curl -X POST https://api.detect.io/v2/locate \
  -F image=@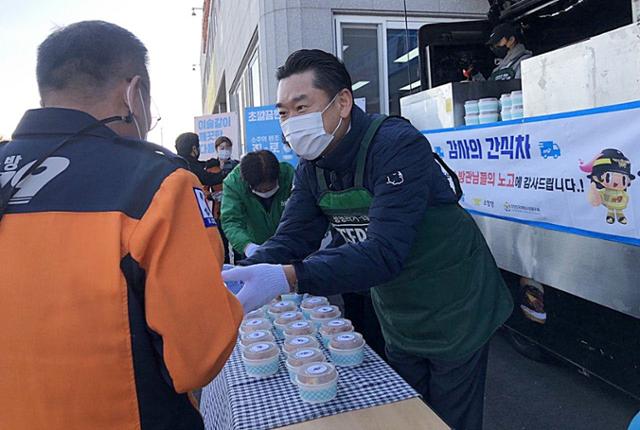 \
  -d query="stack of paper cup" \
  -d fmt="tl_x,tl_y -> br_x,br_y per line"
464,100 -> 479,125
239,330 -> 275,352
510,90 -> 524,119
478,98 -> 499,124
500,94 -> 512,121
